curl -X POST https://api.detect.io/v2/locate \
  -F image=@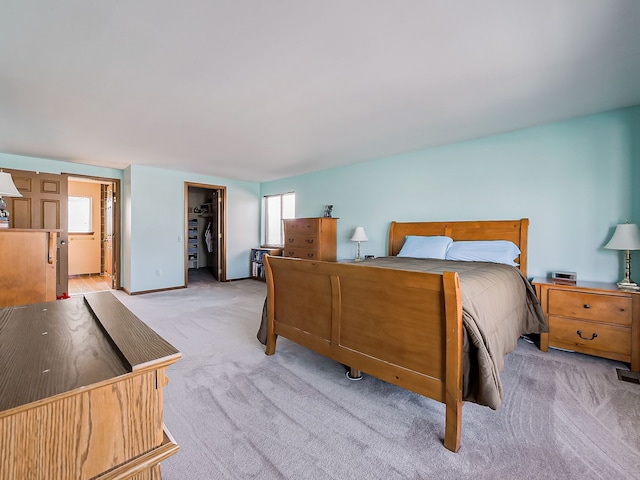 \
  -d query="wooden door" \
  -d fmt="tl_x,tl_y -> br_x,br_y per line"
208,187 -> 226,282
210,190 -> 220,281
5,169 -> 69,297
216,187 -> 226,282
104,183 -> 114,283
